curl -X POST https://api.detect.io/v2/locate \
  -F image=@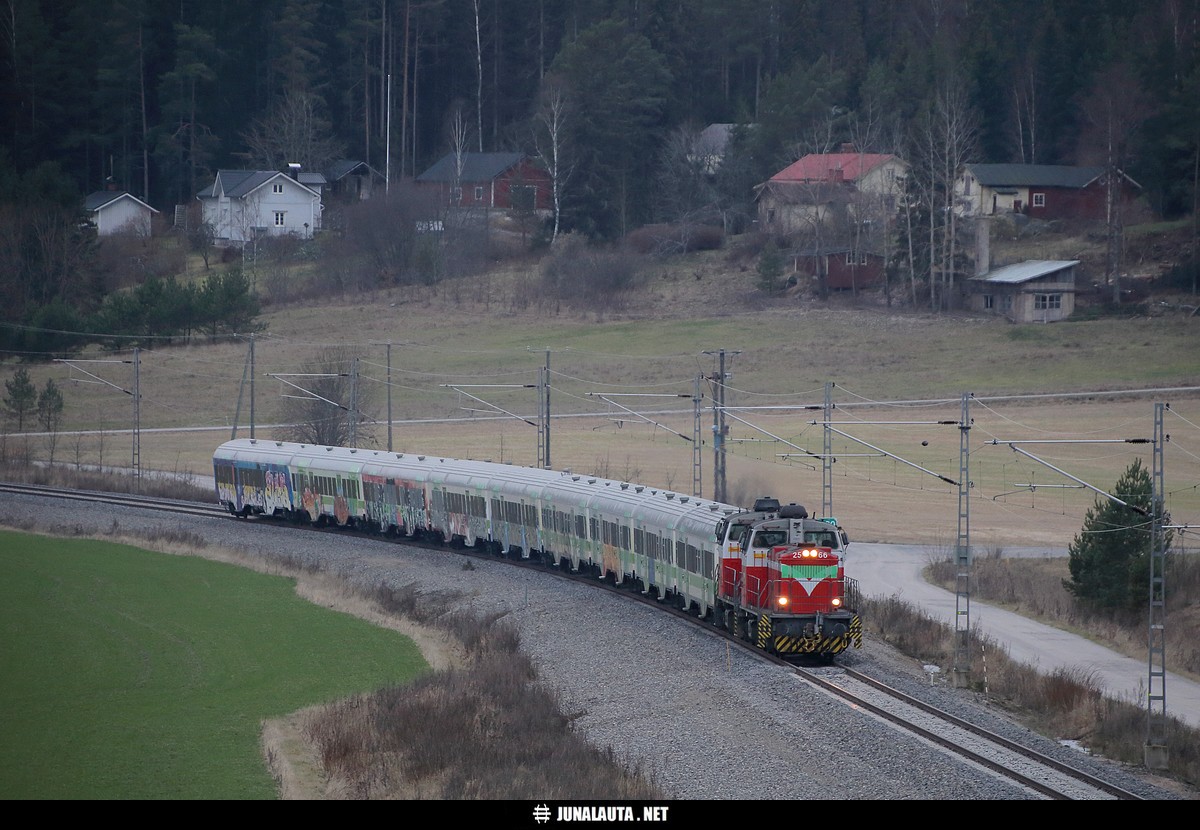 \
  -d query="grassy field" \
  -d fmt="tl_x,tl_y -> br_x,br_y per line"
0,529 -> 429,799
3,242 -> 1199,548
